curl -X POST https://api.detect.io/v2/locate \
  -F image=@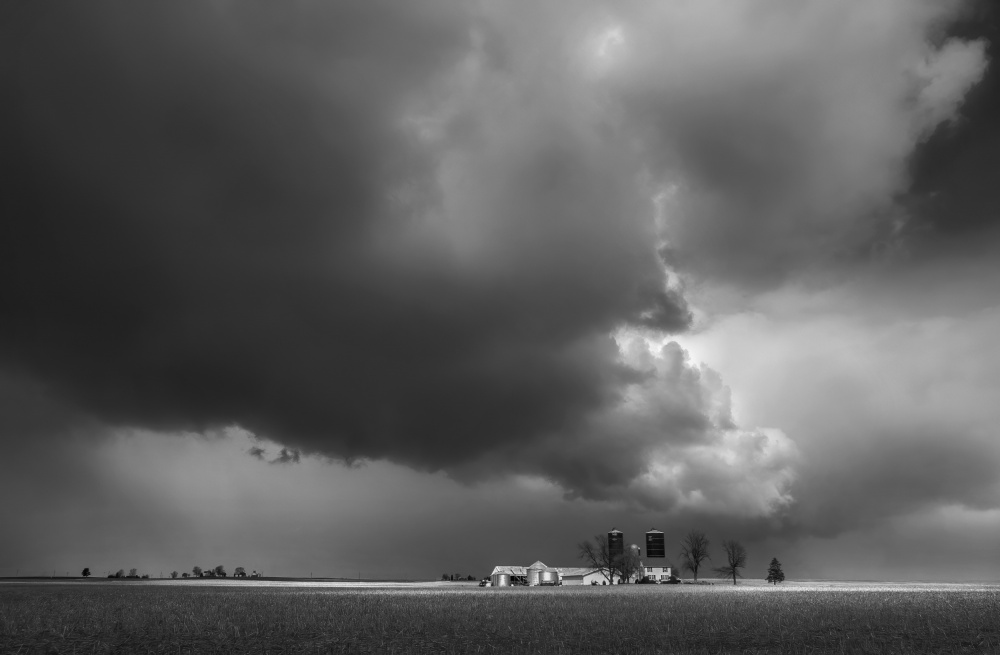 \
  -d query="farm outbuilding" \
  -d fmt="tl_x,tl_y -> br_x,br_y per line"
489,562 -> 604,586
